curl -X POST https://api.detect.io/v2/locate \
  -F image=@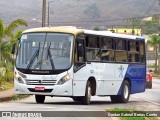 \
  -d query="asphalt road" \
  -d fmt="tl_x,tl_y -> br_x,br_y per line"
132,78 -> 160,105
0,78 -> 160,120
